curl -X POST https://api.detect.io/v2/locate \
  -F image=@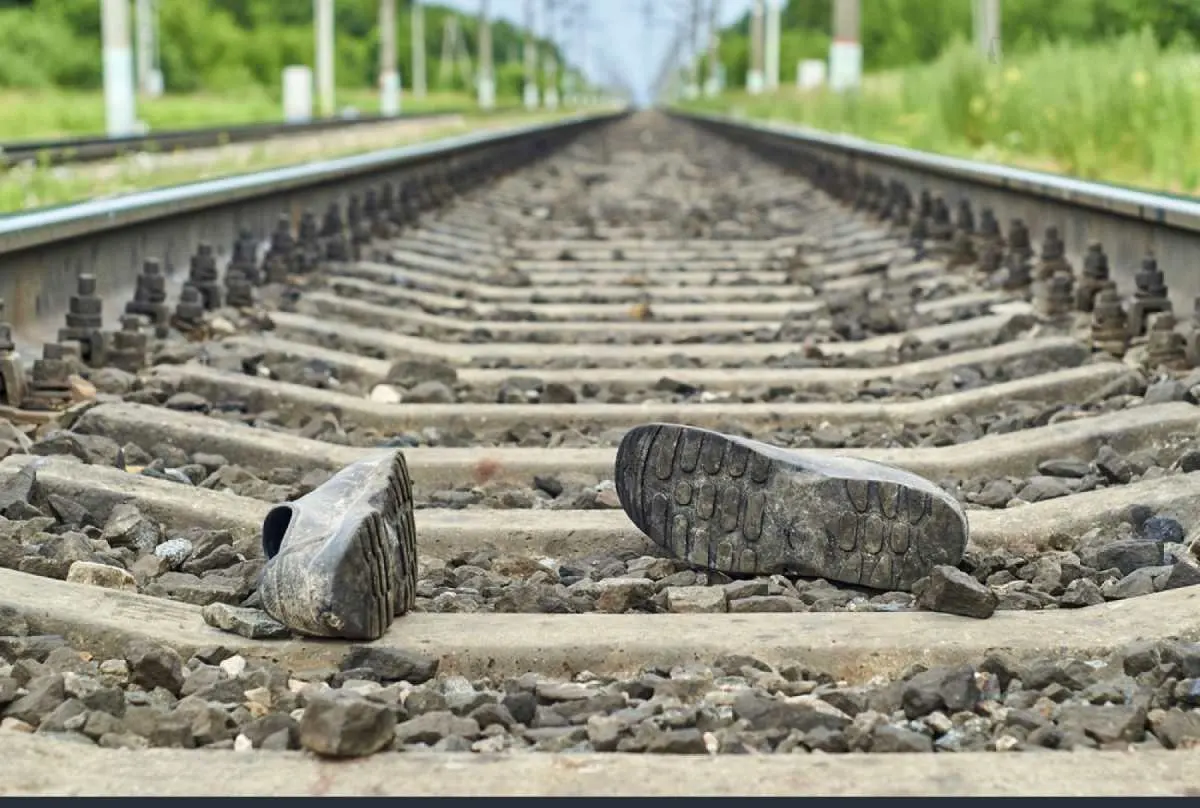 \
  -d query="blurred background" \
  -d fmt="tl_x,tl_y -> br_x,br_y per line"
0,0 -> 589,137
674,0 -> 1200,195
